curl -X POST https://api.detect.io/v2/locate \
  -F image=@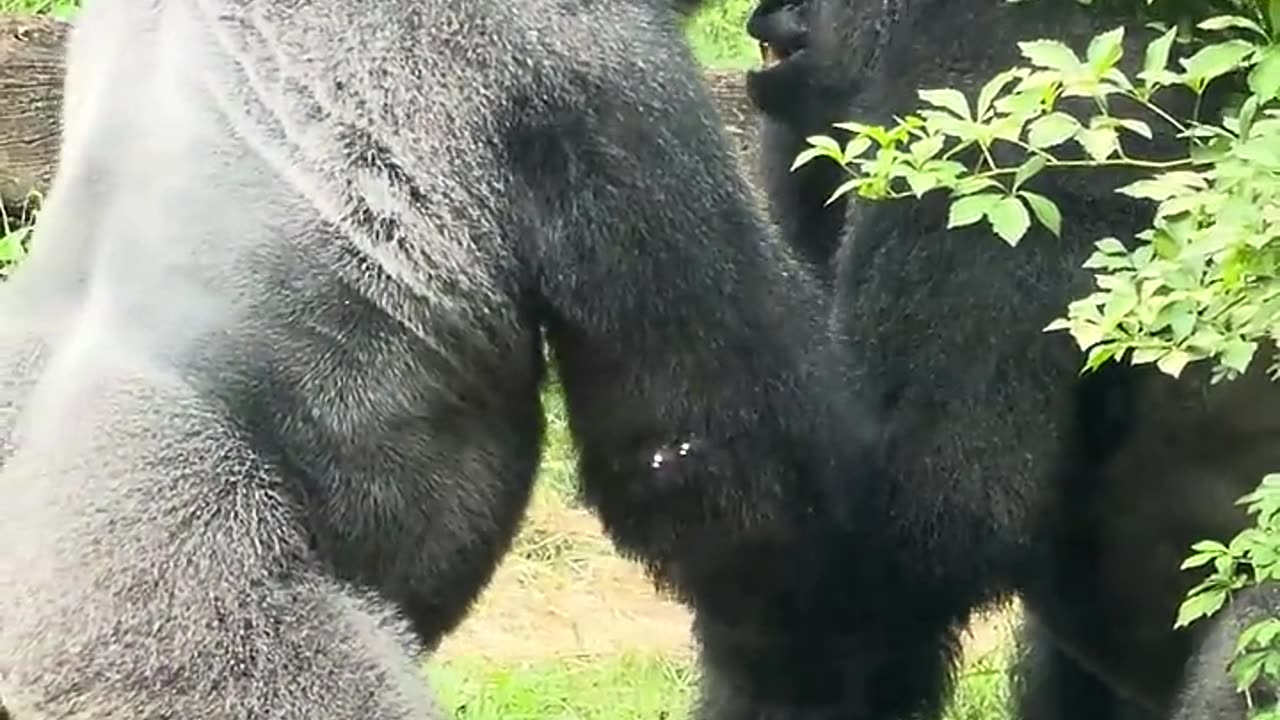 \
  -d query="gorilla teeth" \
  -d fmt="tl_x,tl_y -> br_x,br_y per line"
759,42 -> 786,68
